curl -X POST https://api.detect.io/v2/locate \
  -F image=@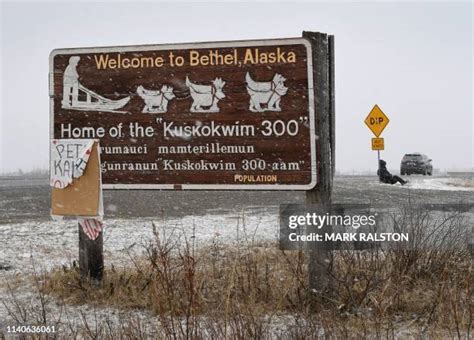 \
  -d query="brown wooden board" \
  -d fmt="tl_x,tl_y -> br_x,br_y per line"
49,38 -> 316,190
51,141 -> 101,216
